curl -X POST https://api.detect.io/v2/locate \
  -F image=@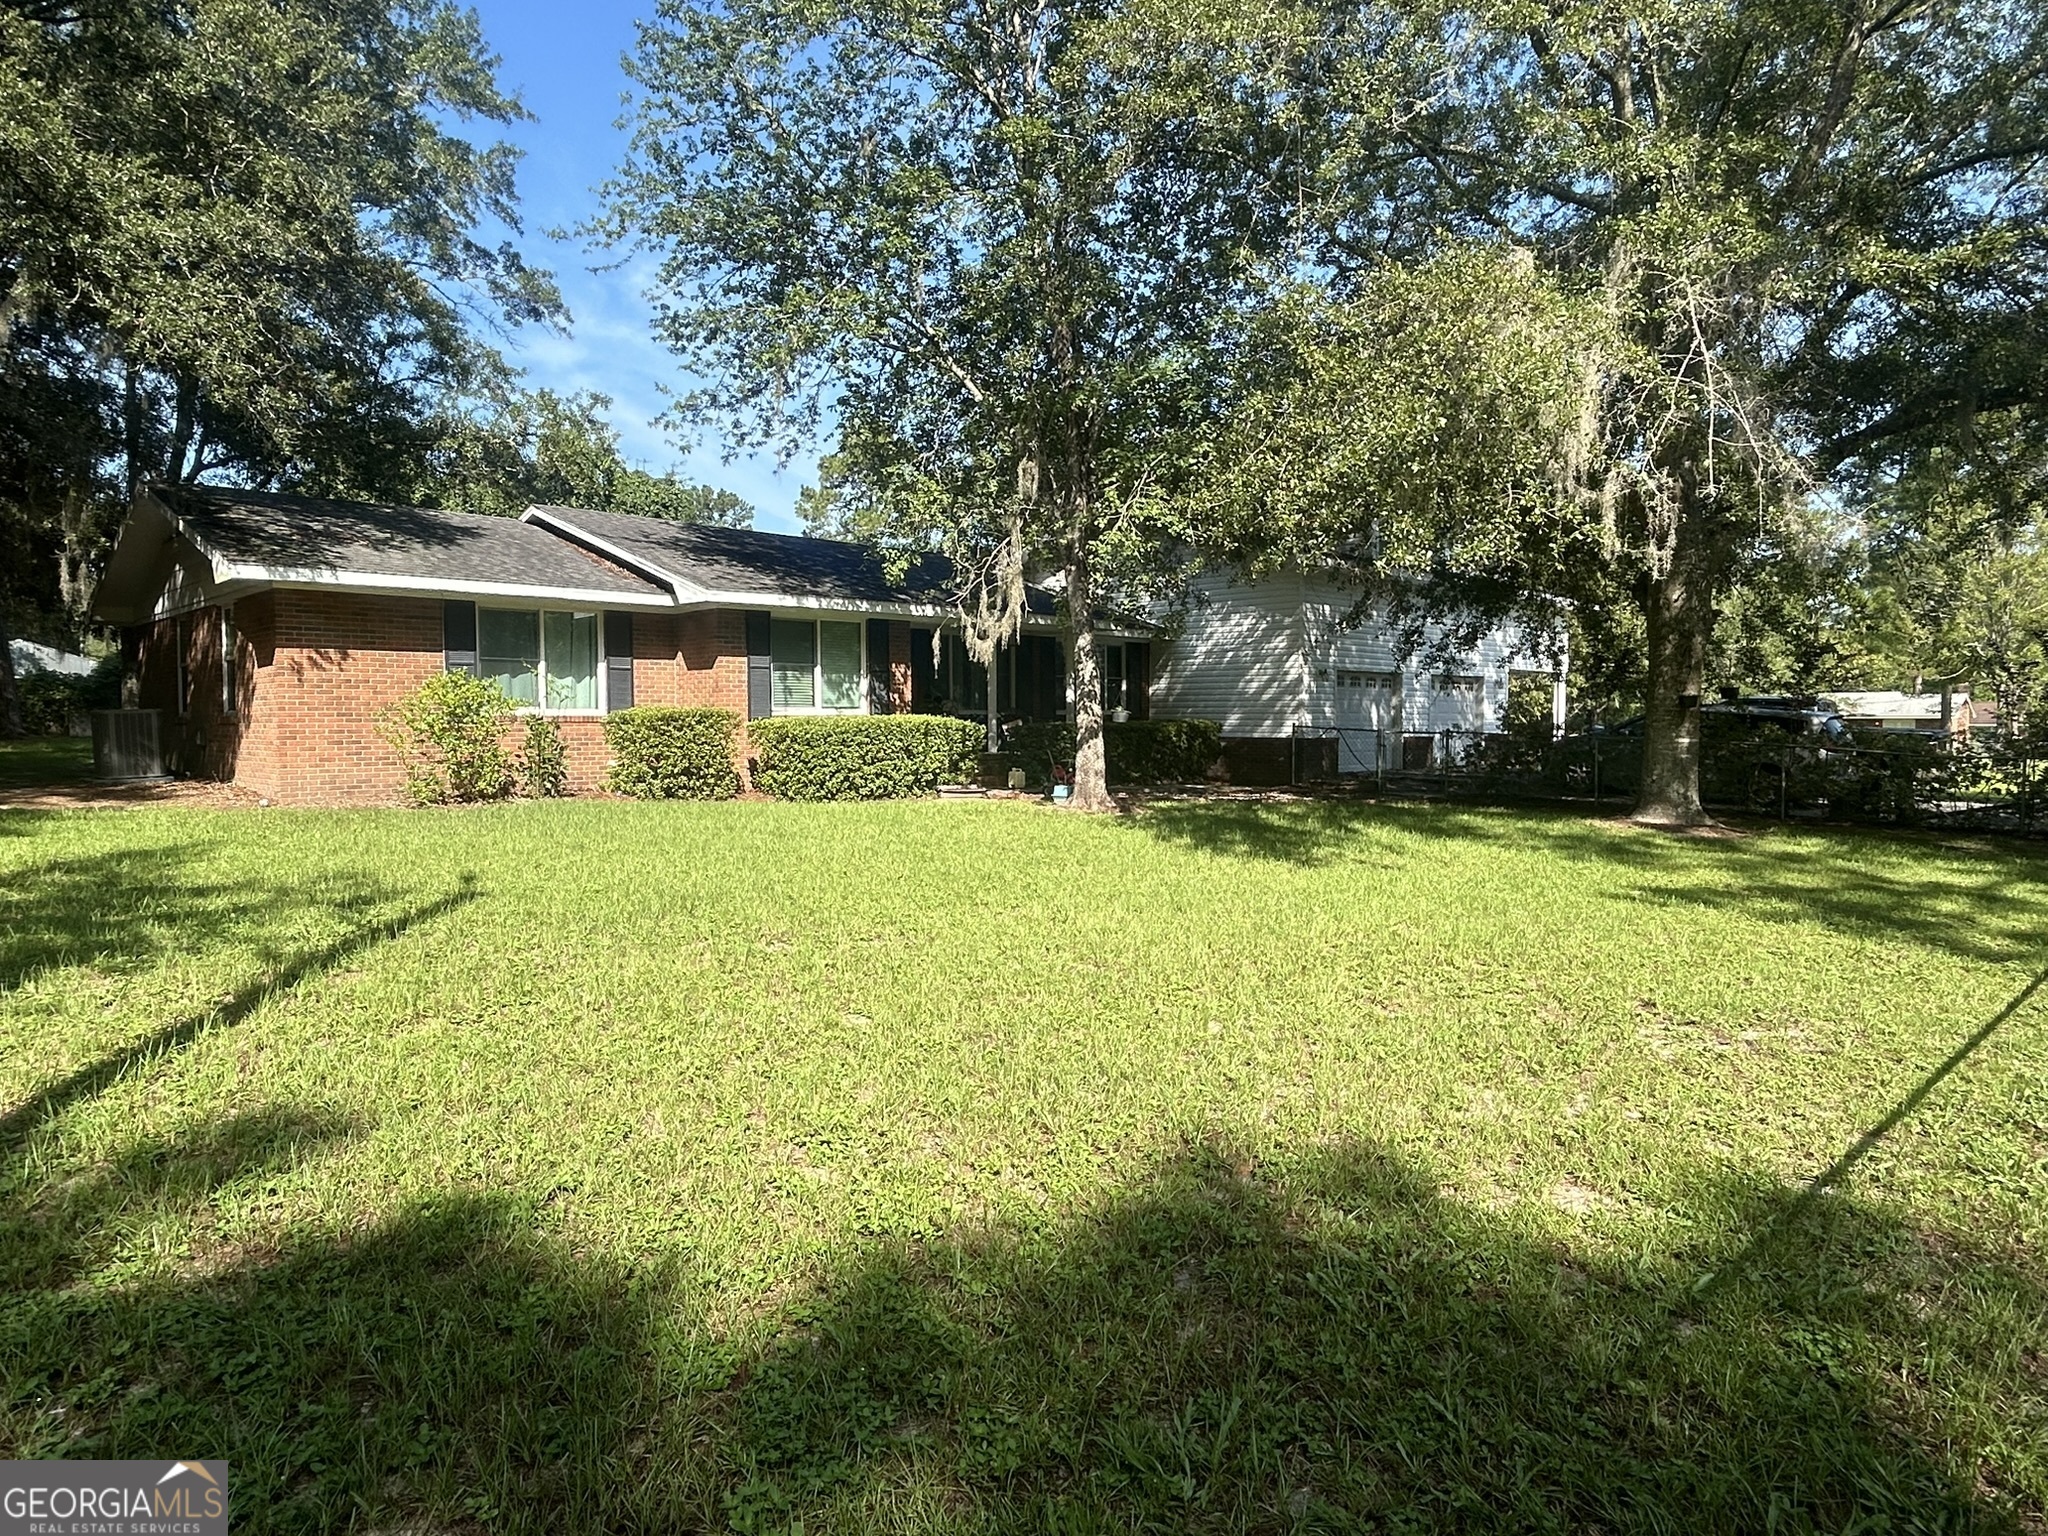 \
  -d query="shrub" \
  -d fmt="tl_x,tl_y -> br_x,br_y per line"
603,707 -> 741,799
520,714 -> 568,798
17,654 -> 122,734
749,715 -> 984,800
1108,718 -> 1223,784
997,717 -> 1222,786
378,671 -> 516,805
